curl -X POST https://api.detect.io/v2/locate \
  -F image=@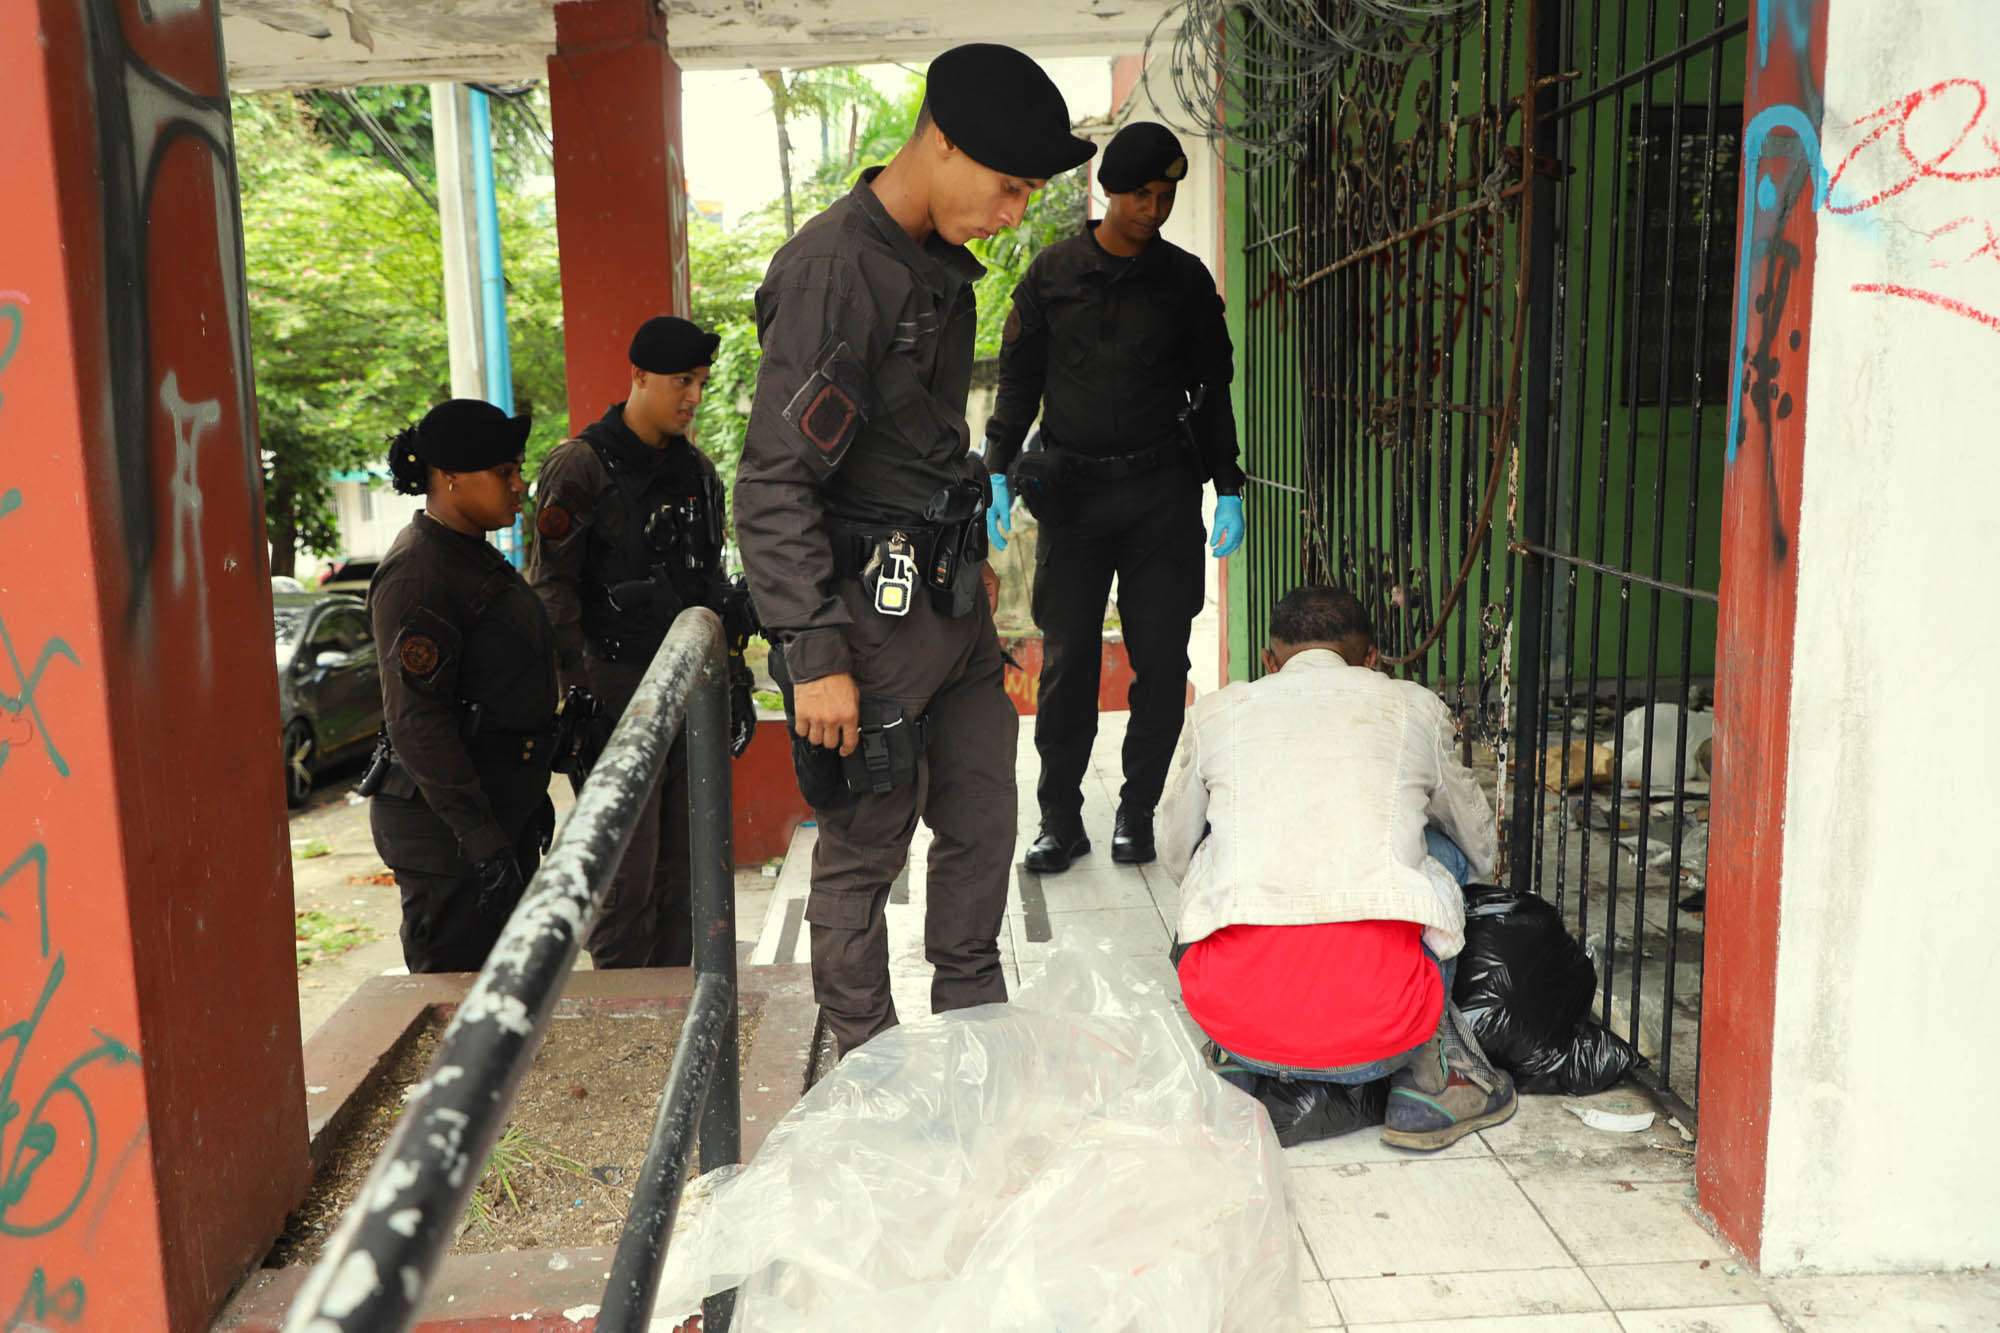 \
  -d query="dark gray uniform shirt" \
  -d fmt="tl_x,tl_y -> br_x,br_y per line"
369,513 -> 559,862
985,222 -> 1244,493
733,167 -> 987,685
